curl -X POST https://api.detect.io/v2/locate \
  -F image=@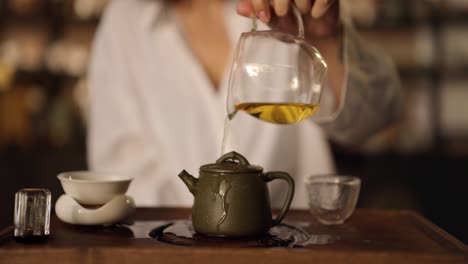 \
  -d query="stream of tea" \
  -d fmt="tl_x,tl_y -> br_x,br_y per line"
220,116 -> 231,156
